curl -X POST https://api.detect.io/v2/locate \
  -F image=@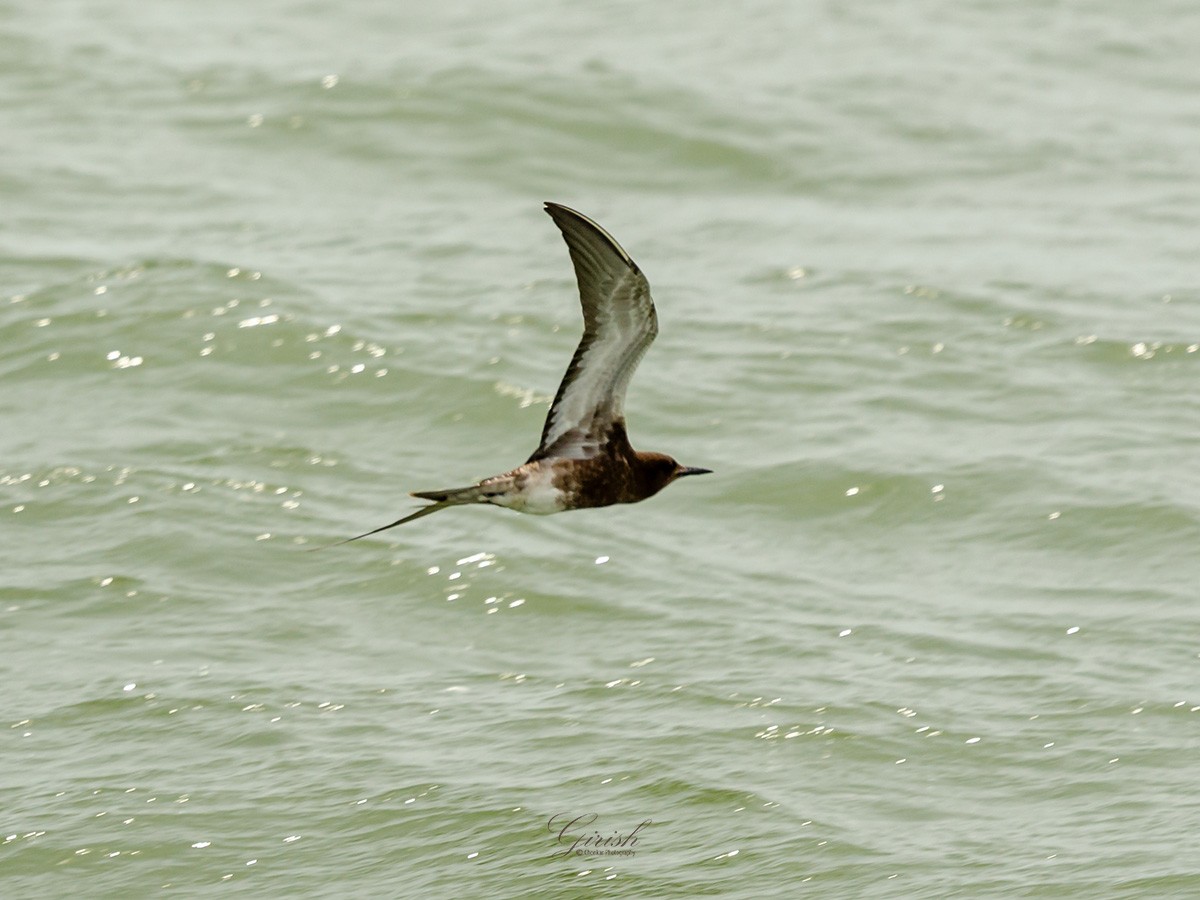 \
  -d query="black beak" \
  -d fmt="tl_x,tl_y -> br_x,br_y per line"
676,466 -> 713,478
